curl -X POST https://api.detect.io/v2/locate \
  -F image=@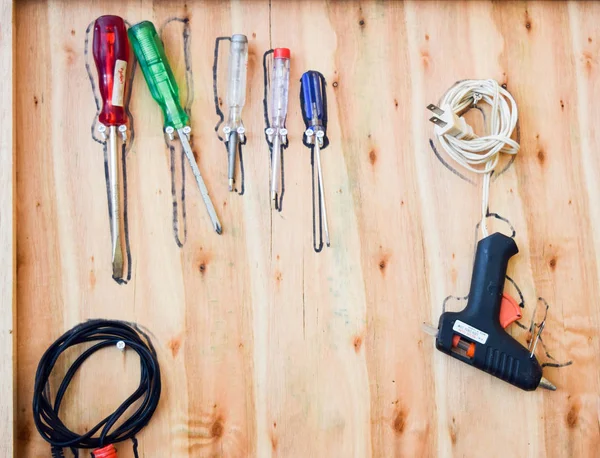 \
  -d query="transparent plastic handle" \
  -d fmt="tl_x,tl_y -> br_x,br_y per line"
270,50 -> 290,129
226,35 -> 248,120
